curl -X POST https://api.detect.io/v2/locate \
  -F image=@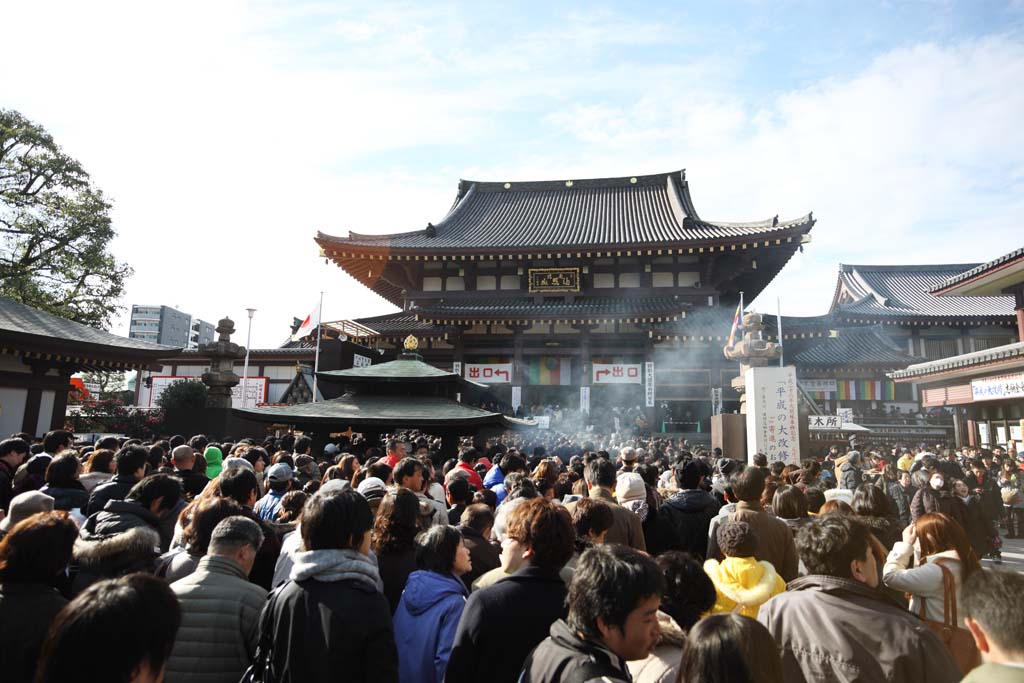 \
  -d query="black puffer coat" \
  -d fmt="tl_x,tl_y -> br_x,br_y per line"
657,489 -> 721,560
